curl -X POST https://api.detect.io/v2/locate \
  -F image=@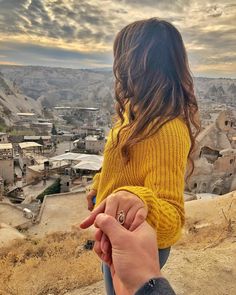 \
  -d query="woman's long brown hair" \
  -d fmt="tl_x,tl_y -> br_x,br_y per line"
113,18 -> 201,176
